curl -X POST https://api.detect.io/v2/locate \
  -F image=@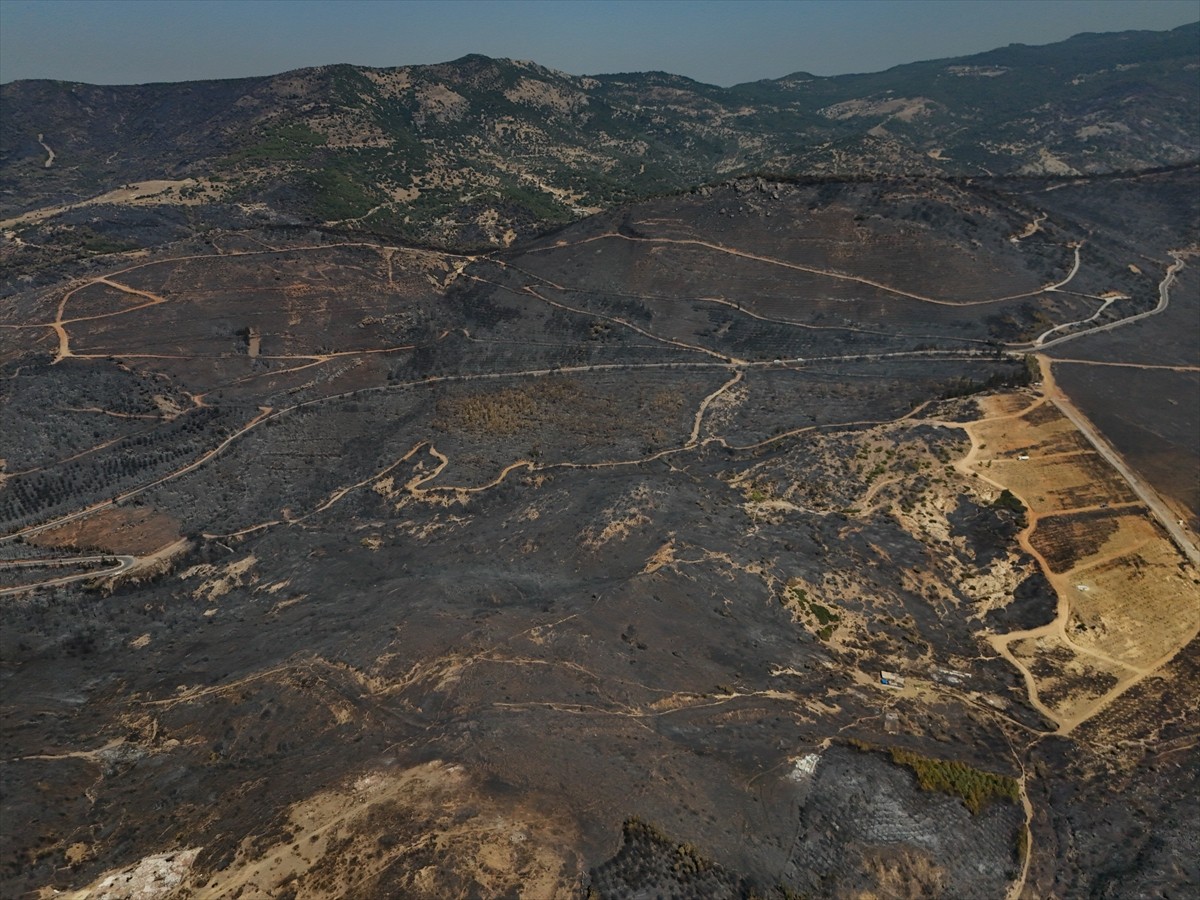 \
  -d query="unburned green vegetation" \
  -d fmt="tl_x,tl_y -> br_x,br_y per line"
434,381 -> 568,436
433,378 -> 689,447
232,123 -> 327,162
850,740 -> 1019,814
782,583 -> 841,642
991,488 -> 1027,526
